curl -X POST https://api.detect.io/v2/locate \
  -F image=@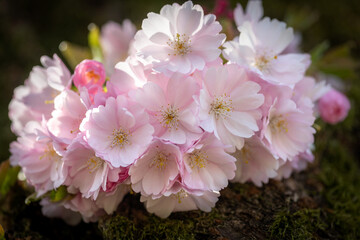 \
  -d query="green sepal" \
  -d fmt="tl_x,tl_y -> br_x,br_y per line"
25,192 -> 42,205
49,185 -> 68,203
